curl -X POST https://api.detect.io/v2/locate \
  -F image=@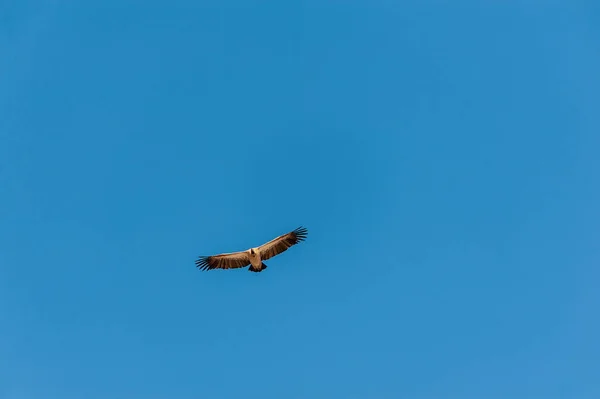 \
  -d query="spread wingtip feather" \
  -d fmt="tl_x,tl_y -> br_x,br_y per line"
292,226 -> 308,242
195,256 -> 213,271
